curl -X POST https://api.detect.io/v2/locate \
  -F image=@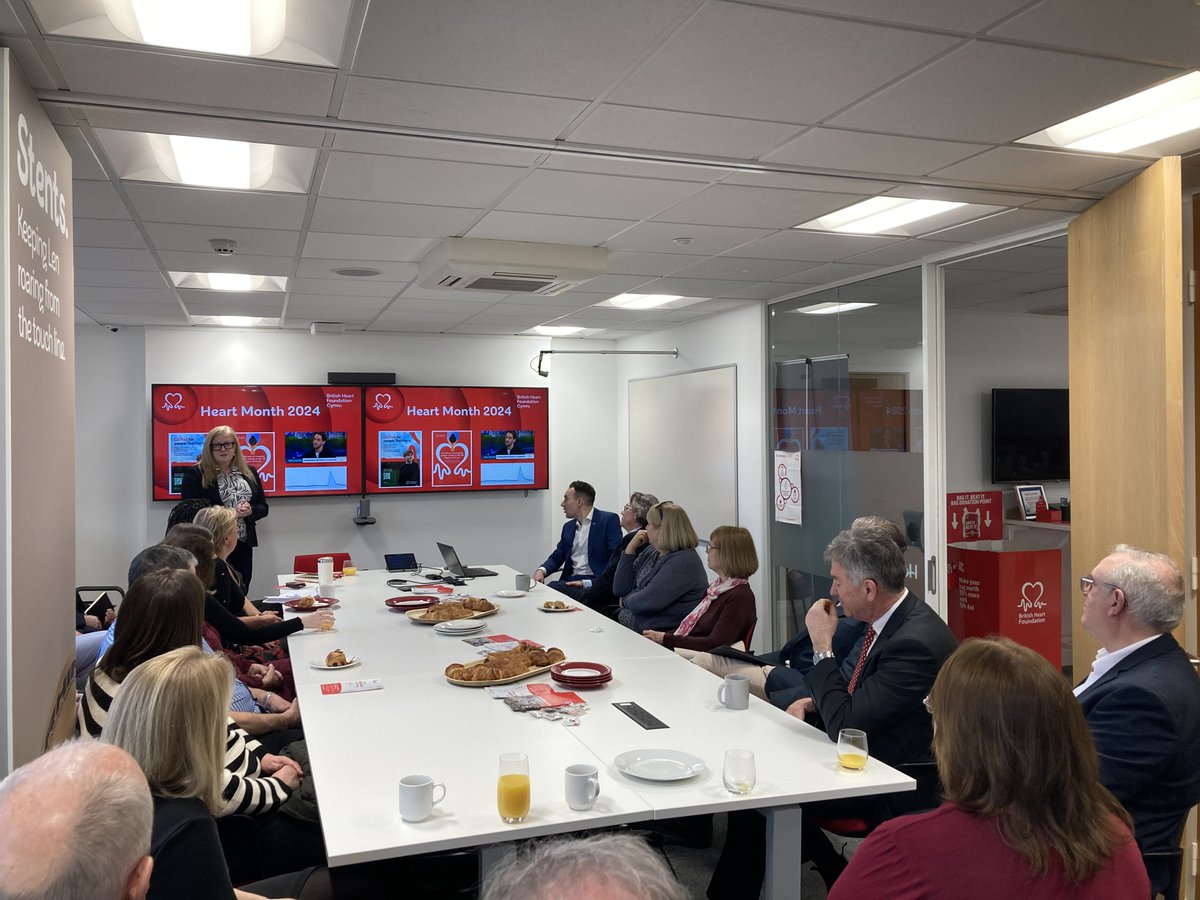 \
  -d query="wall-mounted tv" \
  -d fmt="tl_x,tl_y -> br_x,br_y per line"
991,388 -> 1069,483
151,384 -> 364,499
